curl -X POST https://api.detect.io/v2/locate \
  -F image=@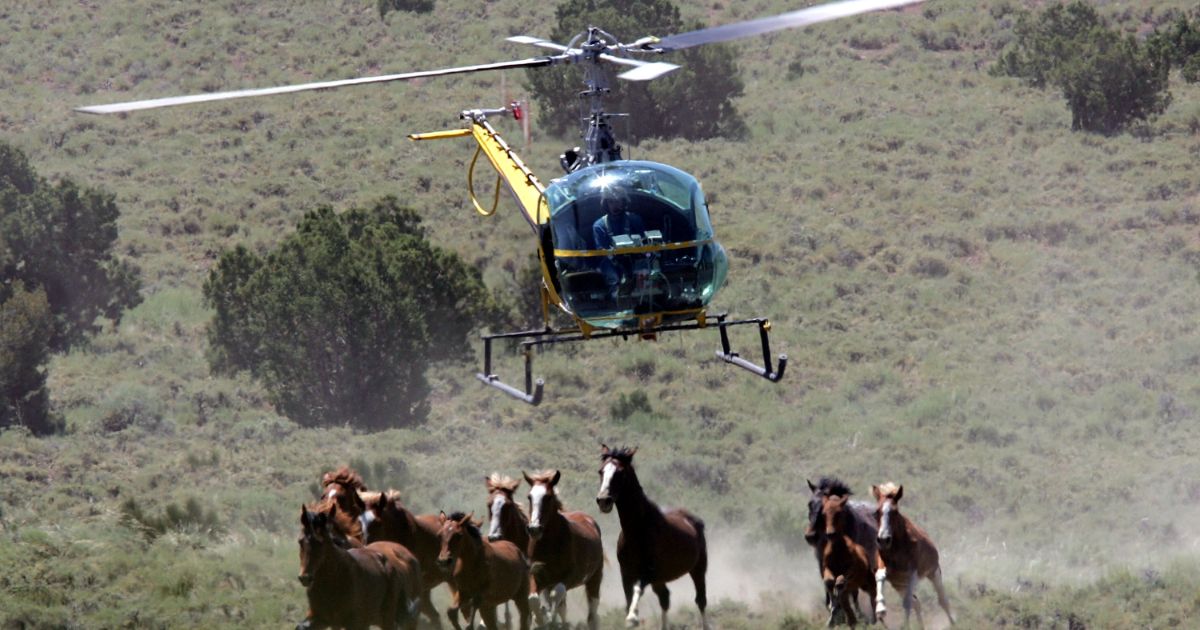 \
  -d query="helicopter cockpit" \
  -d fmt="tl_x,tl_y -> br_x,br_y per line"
544,160 -> 728,328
